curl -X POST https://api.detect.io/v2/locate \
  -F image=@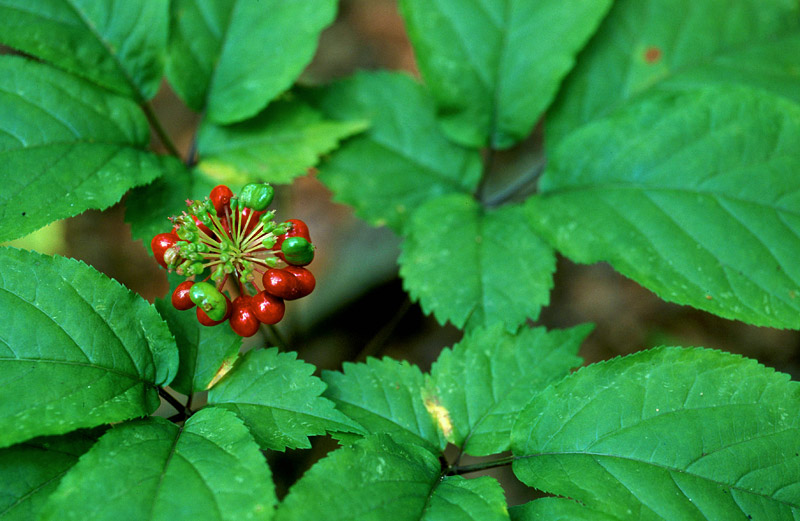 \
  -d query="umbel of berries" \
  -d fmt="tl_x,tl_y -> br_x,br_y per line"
151,182 -> 317,337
